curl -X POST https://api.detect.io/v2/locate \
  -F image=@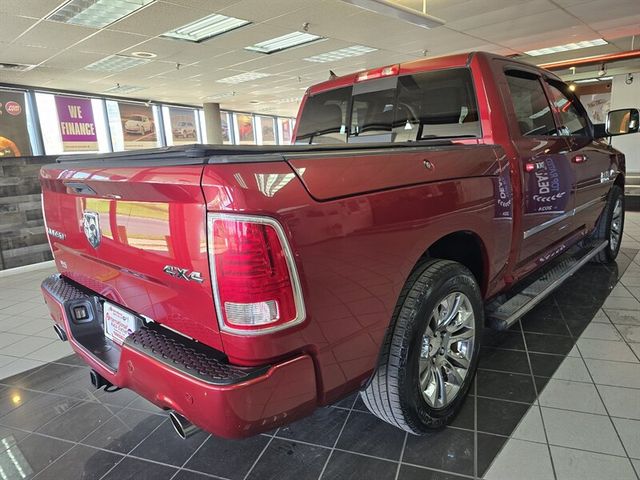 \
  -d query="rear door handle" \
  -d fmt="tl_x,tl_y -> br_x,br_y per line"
572,154 -> 588,163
